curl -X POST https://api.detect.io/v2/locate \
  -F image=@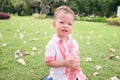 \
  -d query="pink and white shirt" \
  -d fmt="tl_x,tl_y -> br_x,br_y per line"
45,34 -> 86,80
